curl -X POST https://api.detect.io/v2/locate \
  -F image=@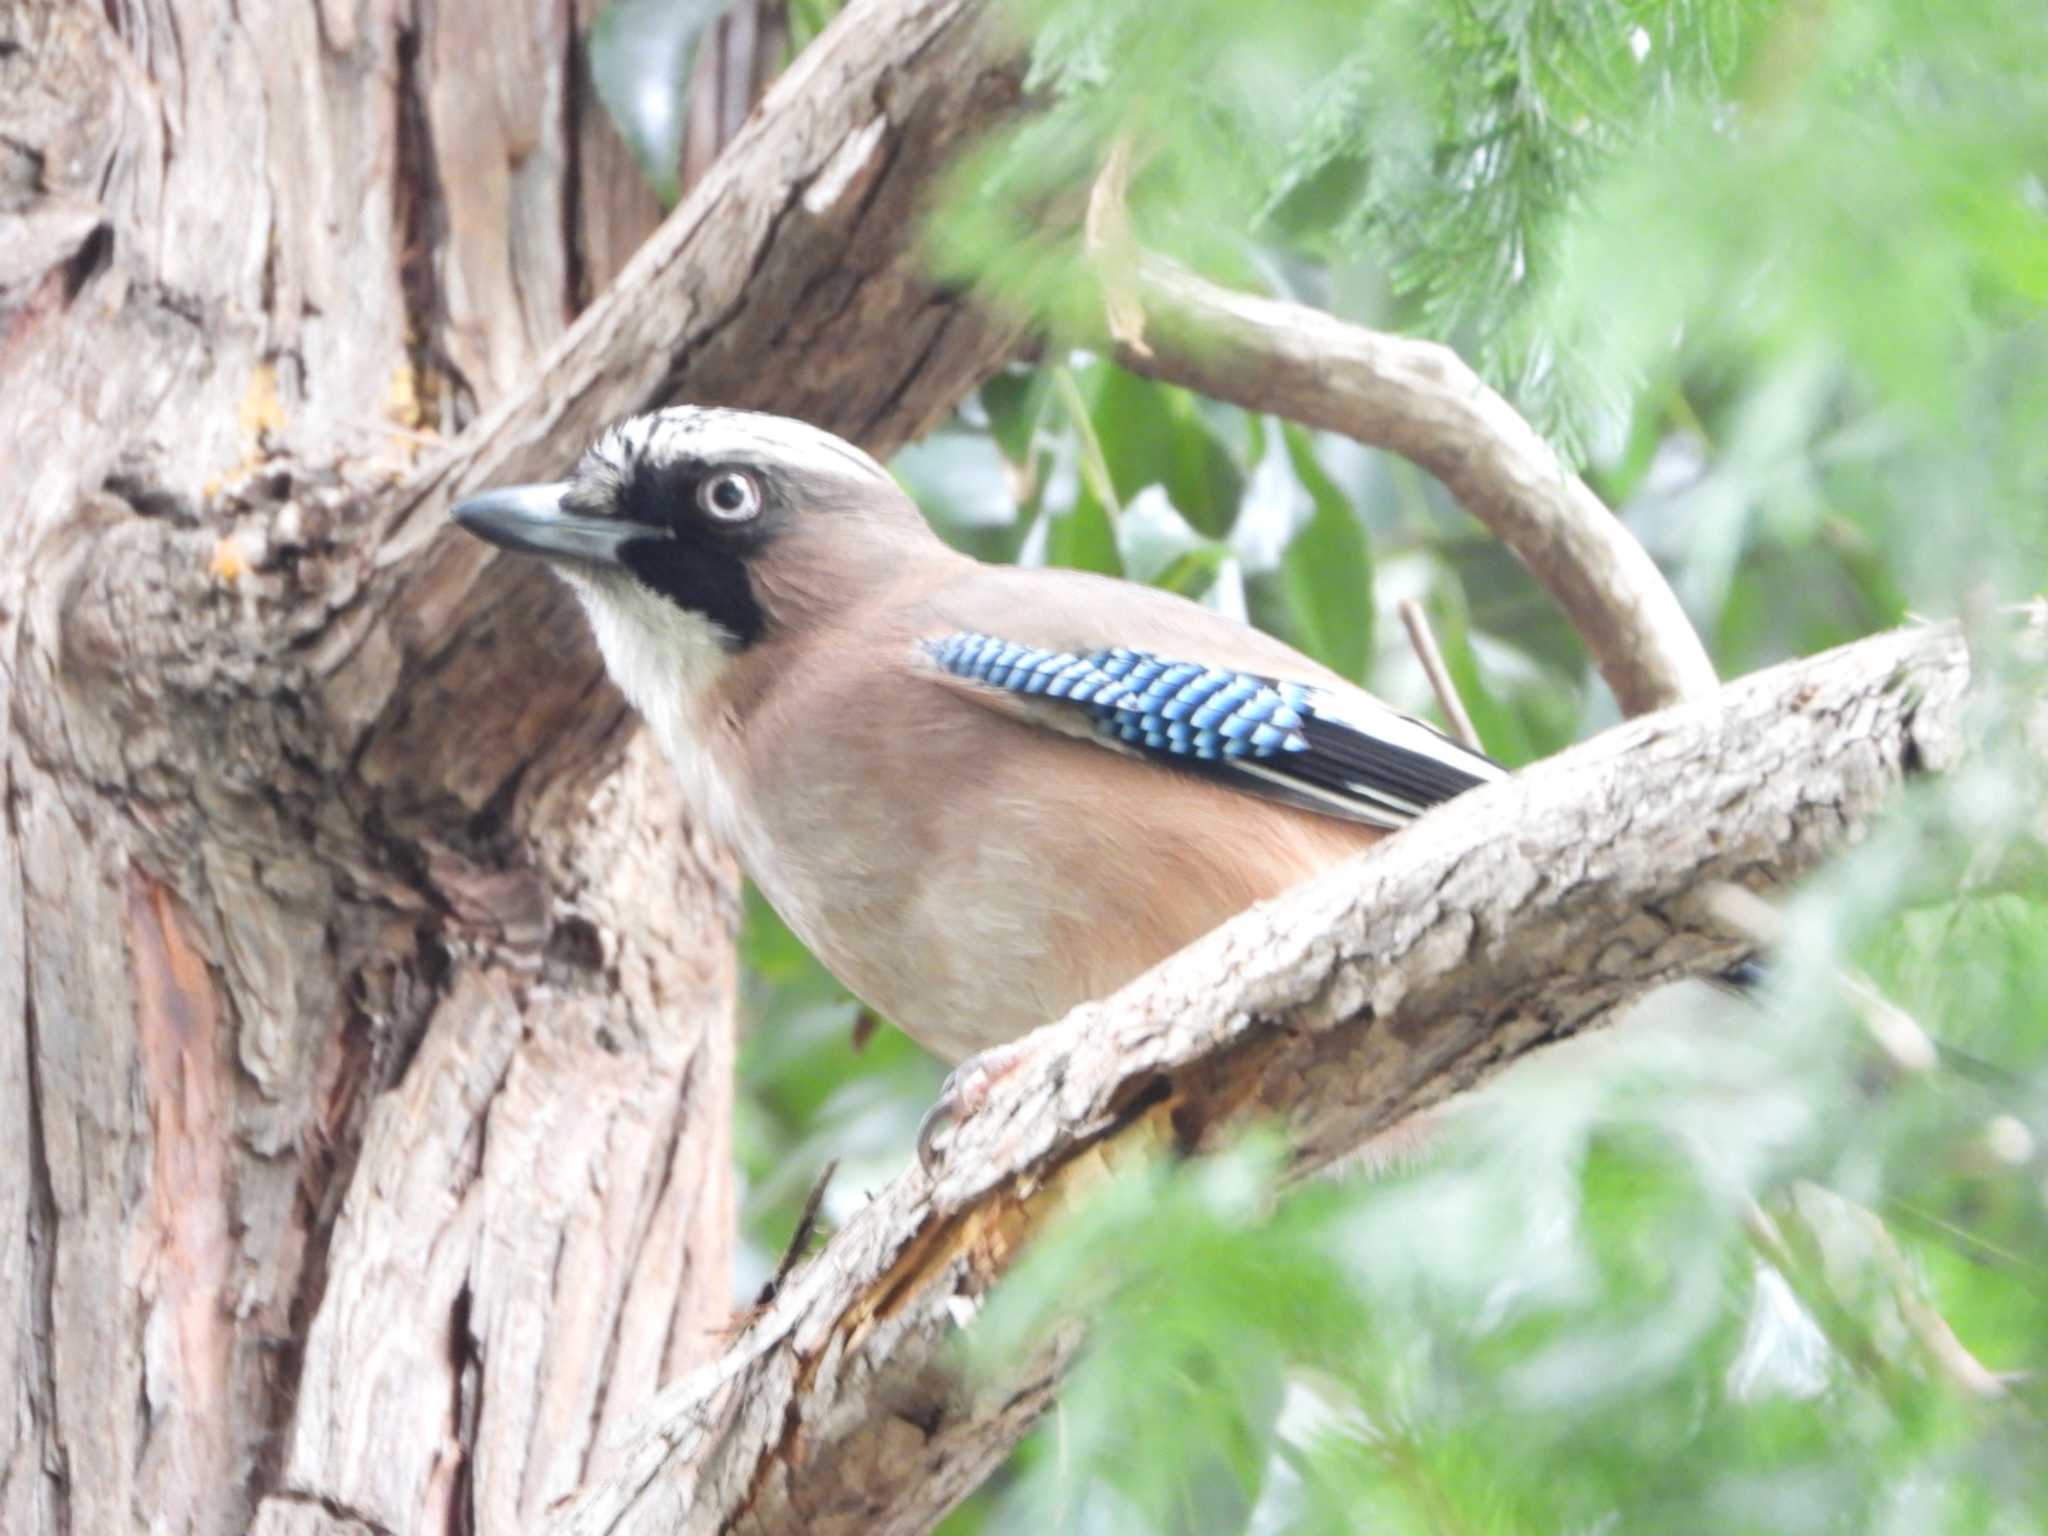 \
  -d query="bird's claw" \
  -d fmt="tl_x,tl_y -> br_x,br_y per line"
916,1041 -> 1032,1175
